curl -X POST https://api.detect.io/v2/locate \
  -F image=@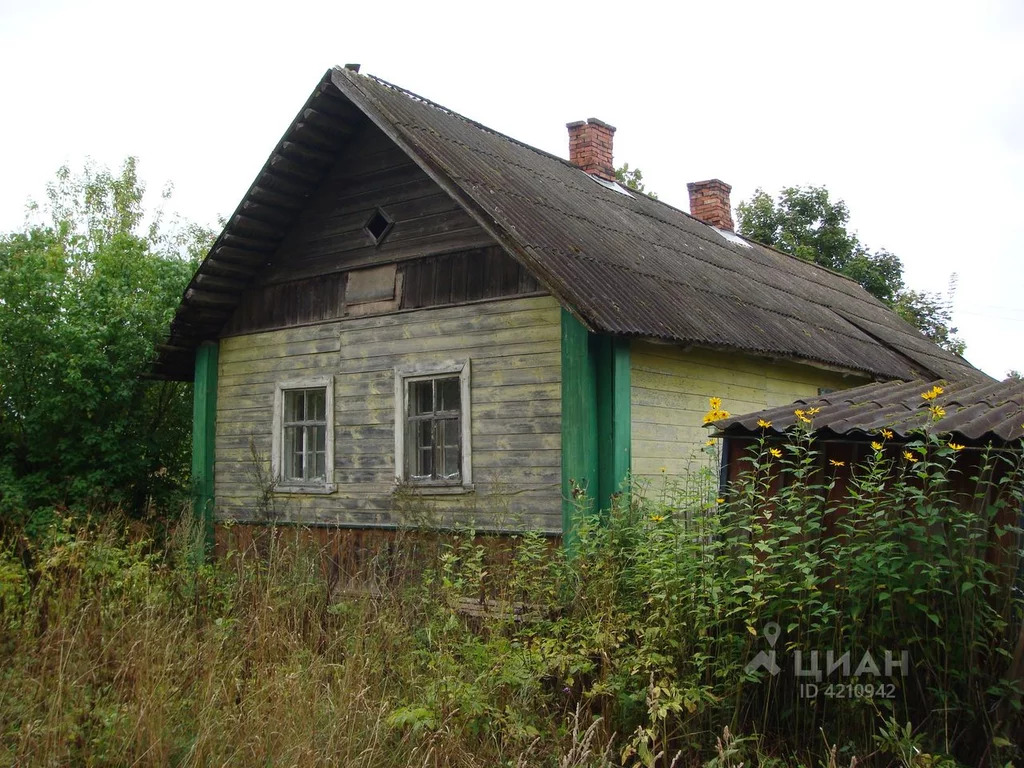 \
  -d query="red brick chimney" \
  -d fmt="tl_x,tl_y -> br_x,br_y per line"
687,179 -> 734,231
567,118 -> 616,181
